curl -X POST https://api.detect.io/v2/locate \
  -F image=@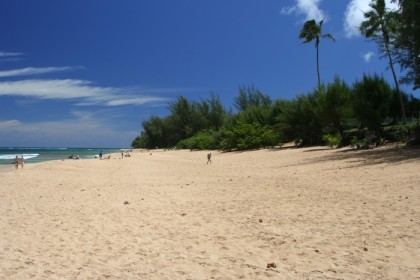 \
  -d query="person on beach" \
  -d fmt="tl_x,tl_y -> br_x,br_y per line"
207,153 -> 212,164
15,156 -> 24,169
99,150 -> 103,160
